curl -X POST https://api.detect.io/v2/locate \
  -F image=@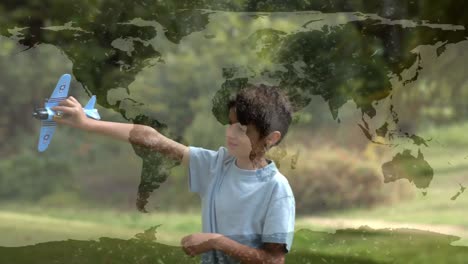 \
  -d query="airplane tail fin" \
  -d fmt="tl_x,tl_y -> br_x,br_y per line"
84,95 -> 97,110
84,95 -> 101,120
